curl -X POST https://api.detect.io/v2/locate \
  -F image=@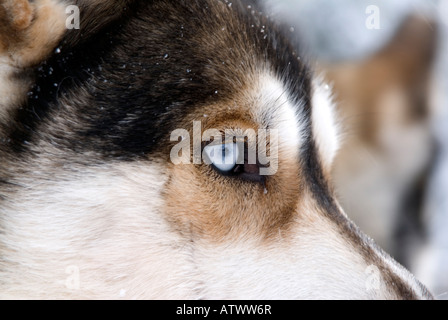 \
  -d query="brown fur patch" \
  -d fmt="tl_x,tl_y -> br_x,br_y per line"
0,0 -> 66,68
2,0 -> 33,30
163,98 -> 303,242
